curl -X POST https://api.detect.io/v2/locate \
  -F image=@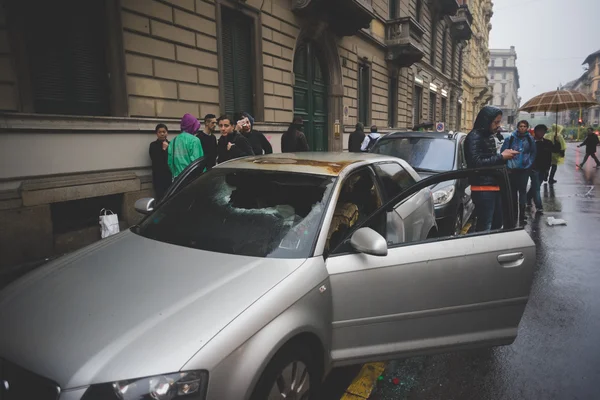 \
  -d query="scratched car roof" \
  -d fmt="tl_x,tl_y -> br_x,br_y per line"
215,152 -> 400,176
